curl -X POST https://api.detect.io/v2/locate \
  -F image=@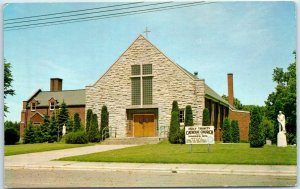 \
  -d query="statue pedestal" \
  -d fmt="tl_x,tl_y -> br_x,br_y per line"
277,131 -> 287,147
